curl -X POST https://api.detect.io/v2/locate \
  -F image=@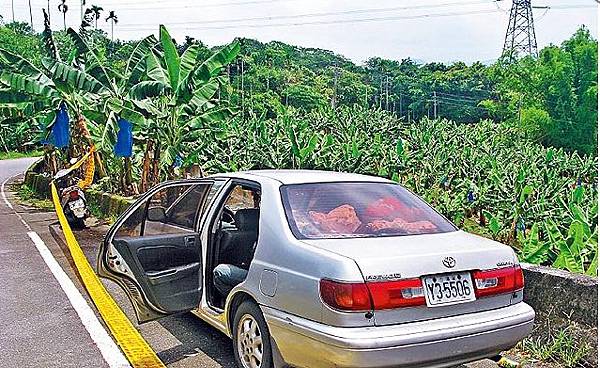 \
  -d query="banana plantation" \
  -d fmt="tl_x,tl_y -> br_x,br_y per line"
0,15 -> 597,275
